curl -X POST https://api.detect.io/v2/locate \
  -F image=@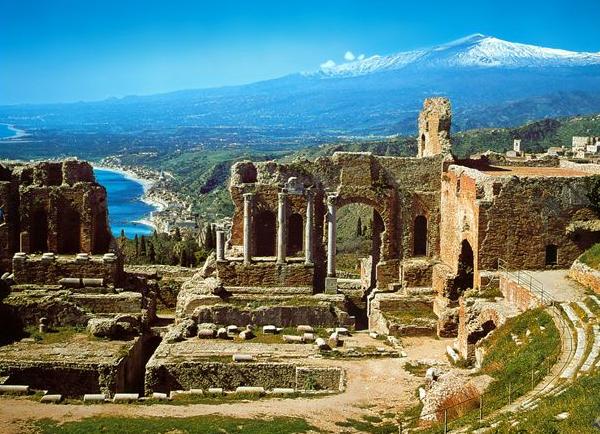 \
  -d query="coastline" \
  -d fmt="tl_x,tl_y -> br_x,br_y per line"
93,165 -> 165,233
93,164 -> 167,212
0,123 -> 28,140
